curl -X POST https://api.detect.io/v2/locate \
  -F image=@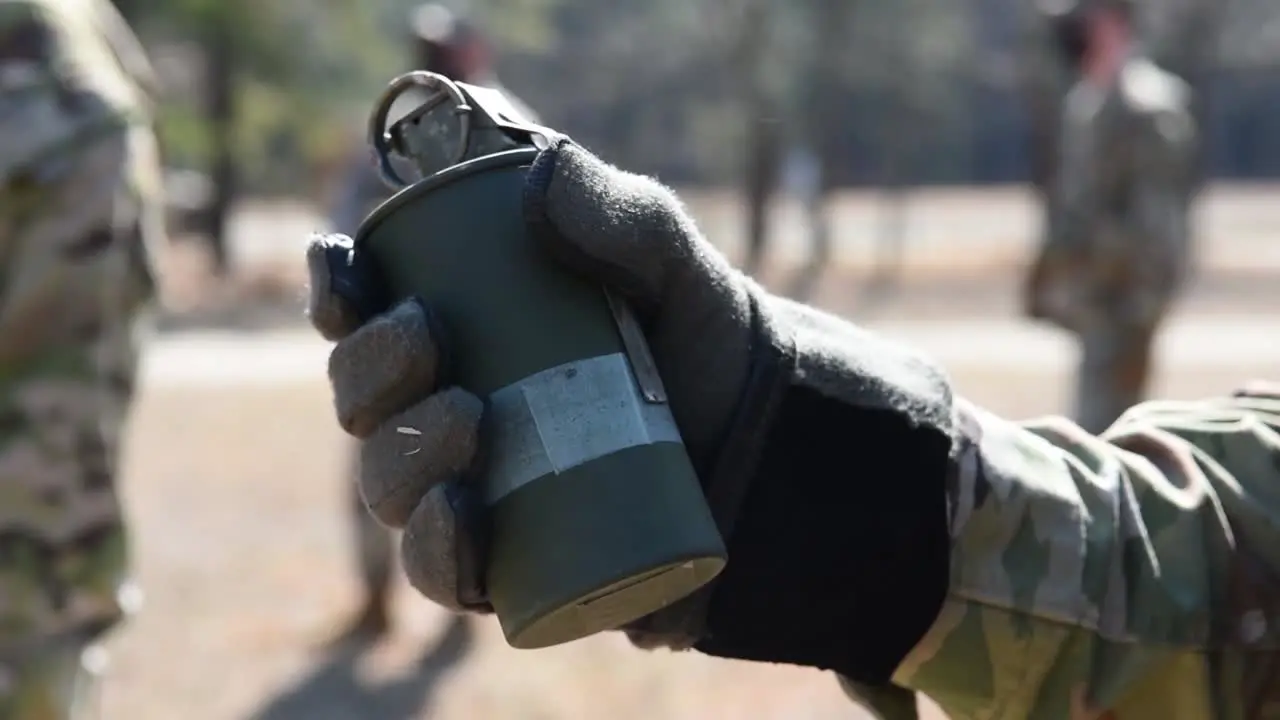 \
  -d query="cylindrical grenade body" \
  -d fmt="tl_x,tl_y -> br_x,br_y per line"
355,148 -> 726,649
